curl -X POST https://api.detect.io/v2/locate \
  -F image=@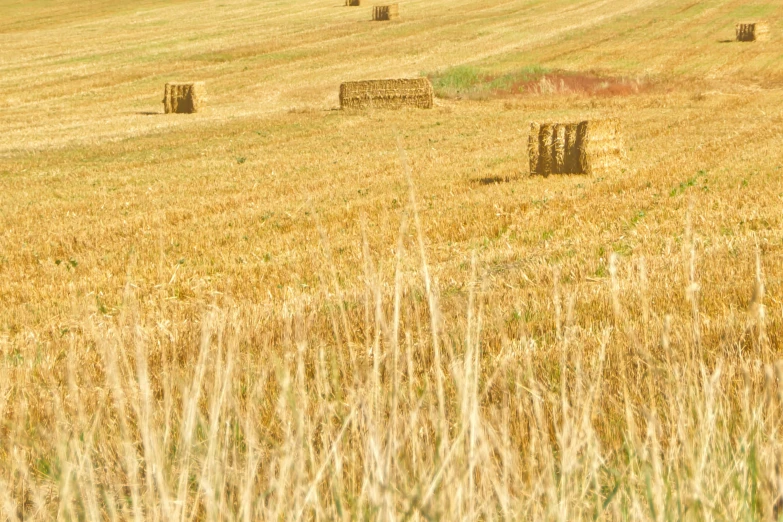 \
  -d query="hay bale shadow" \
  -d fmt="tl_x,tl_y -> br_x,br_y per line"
717,39 -> 735,43
476,176 -> 510,185
135,111 -> 161,116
